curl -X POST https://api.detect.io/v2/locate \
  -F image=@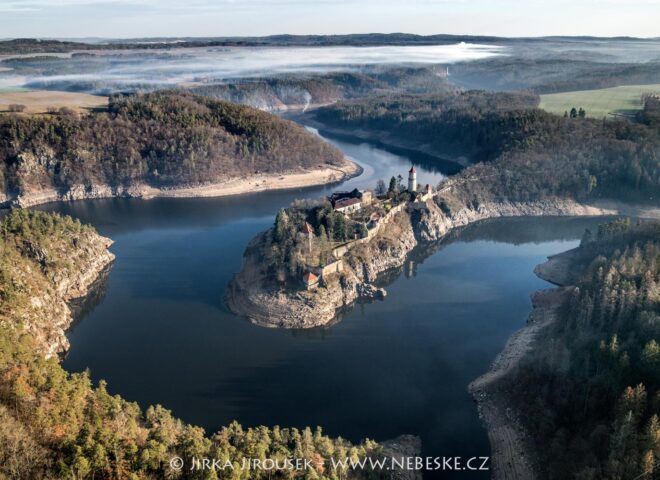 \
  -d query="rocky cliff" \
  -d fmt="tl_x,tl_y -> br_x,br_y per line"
0,210 -> 115,357
227,194 -> 621,328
